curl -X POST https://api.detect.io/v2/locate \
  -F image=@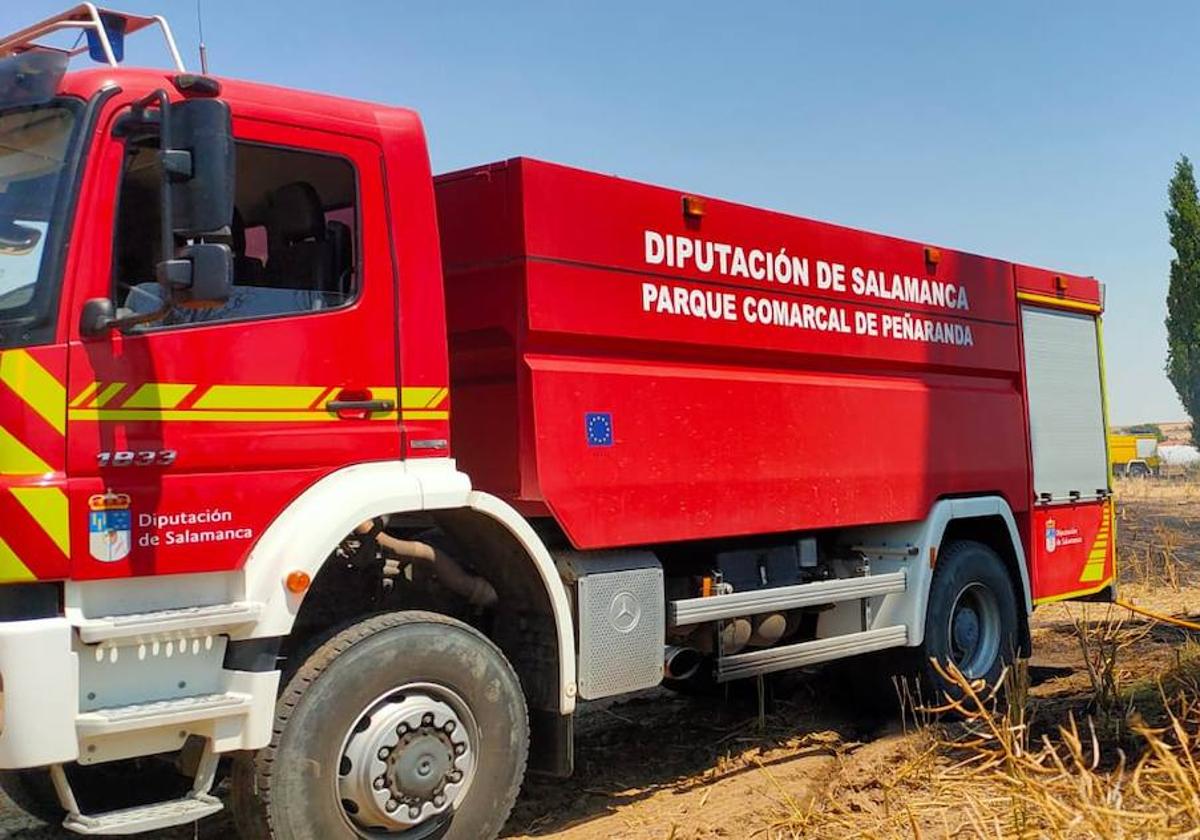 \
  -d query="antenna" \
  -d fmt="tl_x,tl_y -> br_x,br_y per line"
196,0 -> 209,74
